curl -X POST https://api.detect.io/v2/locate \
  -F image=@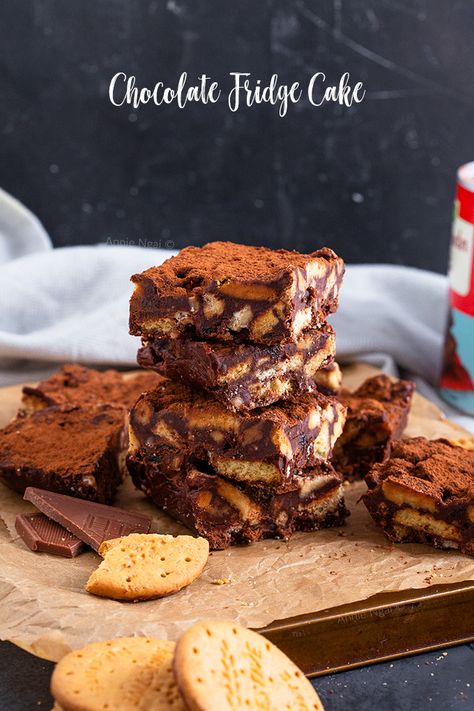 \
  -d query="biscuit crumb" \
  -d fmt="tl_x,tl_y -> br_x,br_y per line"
211,577 -> 231,585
